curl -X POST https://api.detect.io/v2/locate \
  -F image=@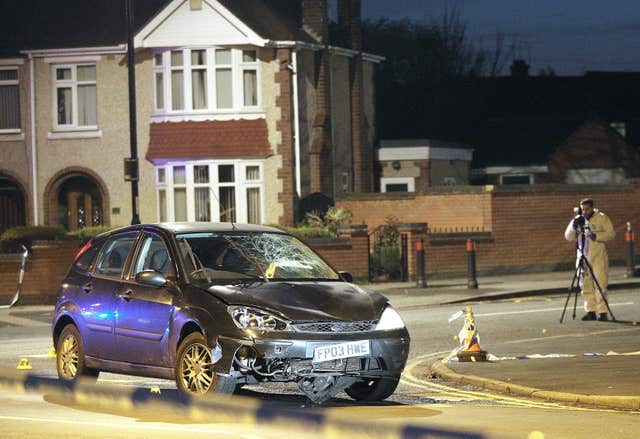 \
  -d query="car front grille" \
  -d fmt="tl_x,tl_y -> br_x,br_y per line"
291,357 -> 365,375
292,320 -> 376,333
